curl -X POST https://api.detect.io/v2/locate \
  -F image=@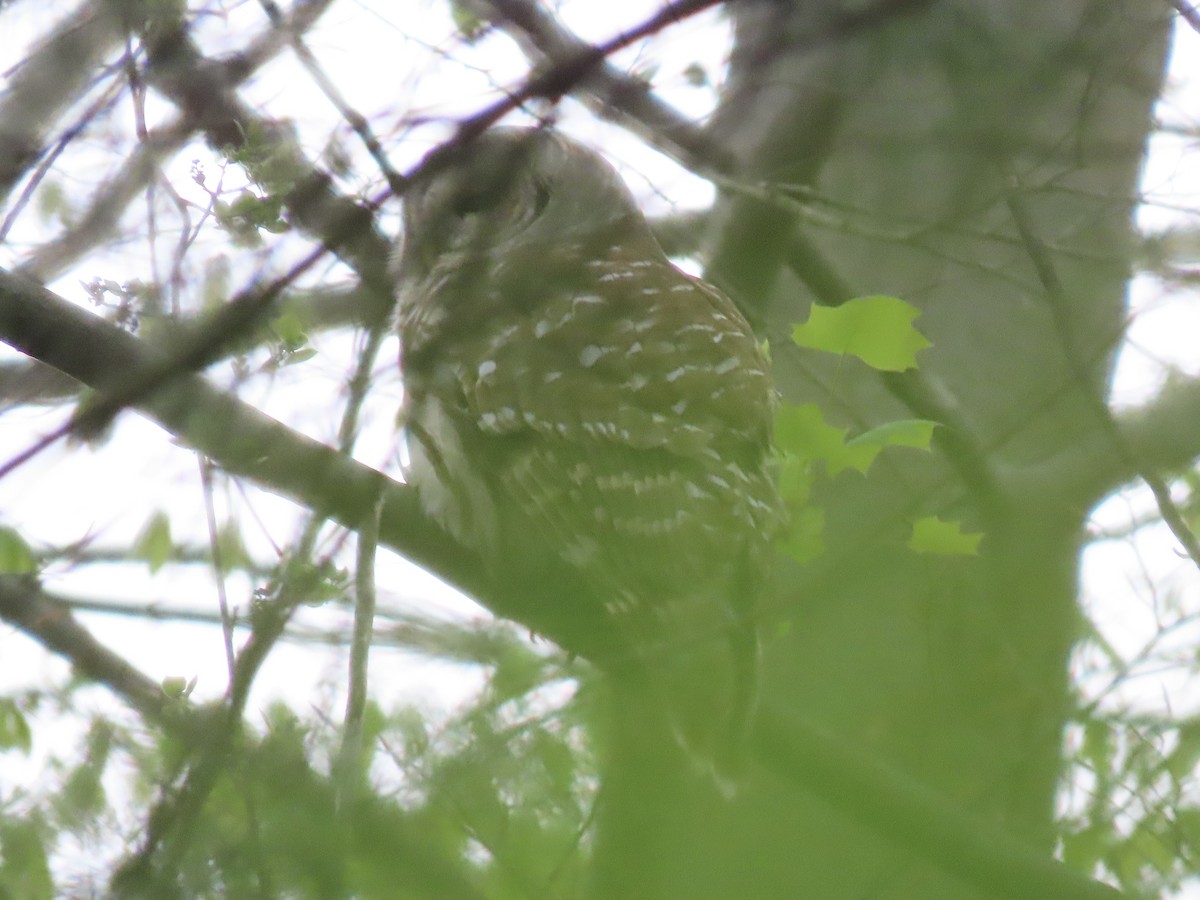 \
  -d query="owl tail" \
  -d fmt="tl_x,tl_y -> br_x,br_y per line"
590,662 -> 747,900
652,615 -> 760,797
